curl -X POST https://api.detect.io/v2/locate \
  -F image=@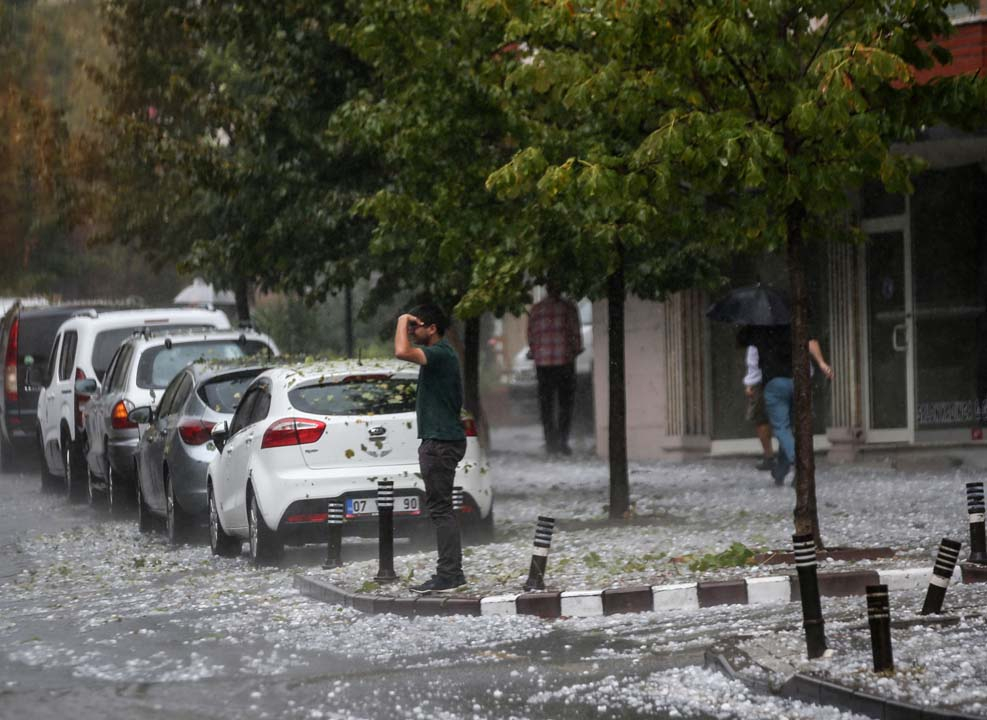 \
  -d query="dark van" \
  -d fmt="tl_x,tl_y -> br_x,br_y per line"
0,303 -> 101,470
